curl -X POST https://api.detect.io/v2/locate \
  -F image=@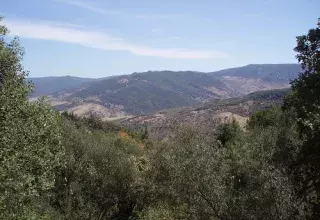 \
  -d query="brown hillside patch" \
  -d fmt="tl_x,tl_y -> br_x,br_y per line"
118,130 -> 129,138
